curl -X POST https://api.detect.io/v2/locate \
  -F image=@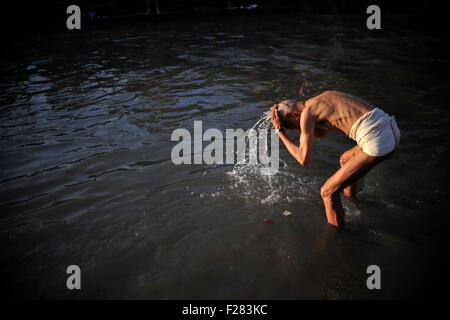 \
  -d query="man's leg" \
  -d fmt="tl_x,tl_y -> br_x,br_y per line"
321,148 -> 389,228
339,145 -> 361,198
